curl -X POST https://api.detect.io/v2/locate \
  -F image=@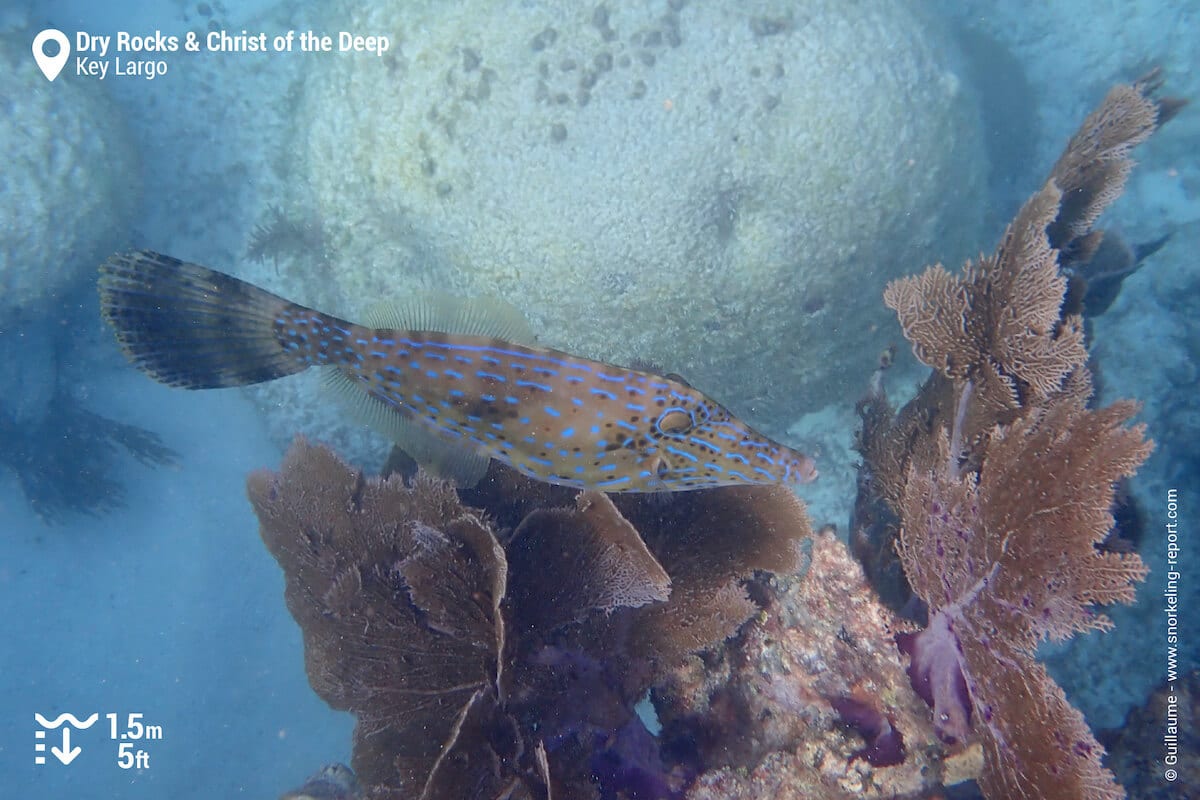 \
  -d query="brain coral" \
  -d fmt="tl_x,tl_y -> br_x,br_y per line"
0,34 -> 138,323
278,0 -> 984,454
